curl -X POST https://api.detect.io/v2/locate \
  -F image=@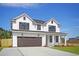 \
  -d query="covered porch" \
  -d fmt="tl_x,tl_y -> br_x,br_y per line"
46,32 -> 67,47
